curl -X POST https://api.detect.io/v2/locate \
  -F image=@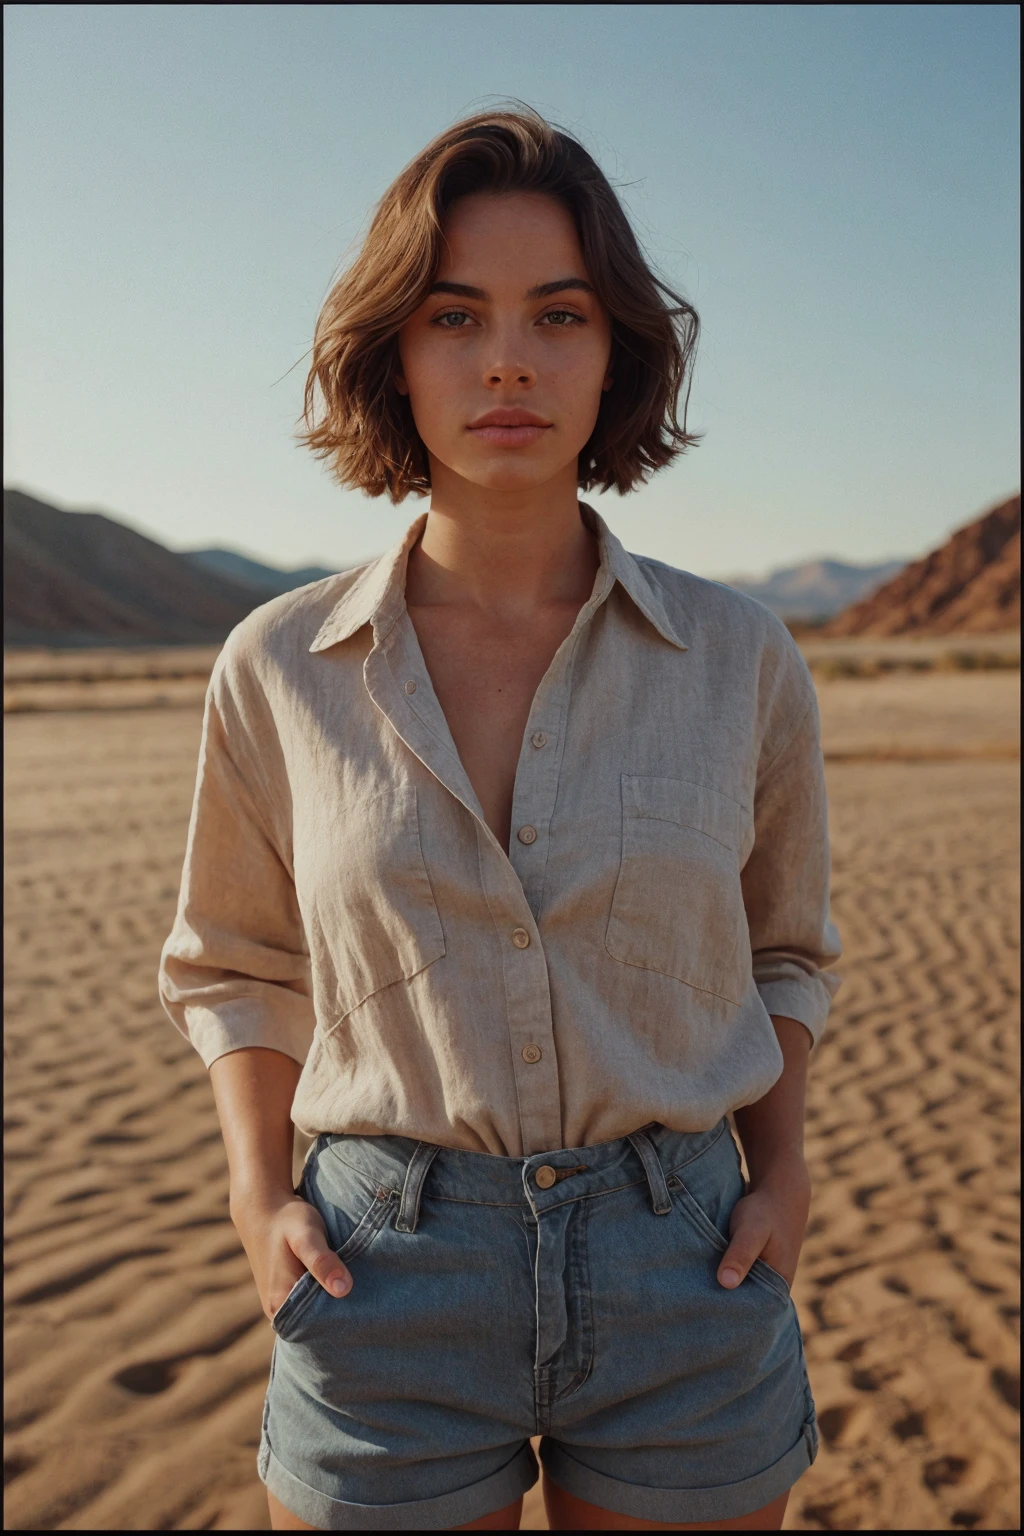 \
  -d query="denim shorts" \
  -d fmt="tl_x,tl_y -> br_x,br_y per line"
259,1120 -> 817,1529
